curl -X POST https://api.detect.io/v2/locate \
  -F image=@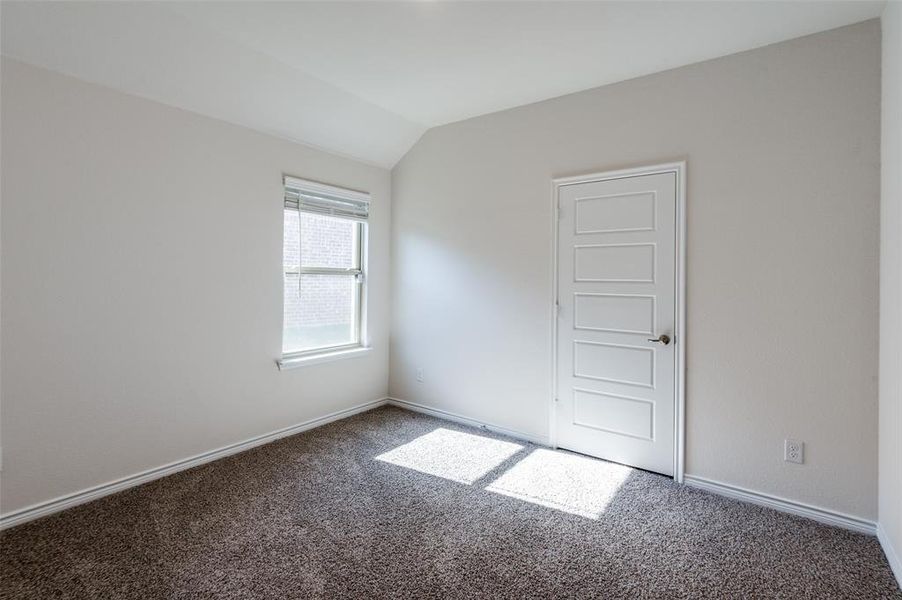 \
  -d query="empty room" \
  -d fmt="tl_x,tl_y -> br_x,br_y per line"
1,0 -> 900,597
